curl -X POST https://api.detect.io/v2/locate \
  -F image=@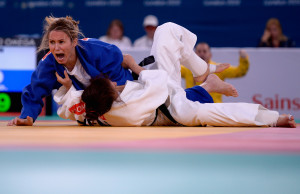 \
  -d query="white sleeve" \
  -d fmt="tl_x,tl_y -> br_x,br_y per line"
53,85 -> 85,122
